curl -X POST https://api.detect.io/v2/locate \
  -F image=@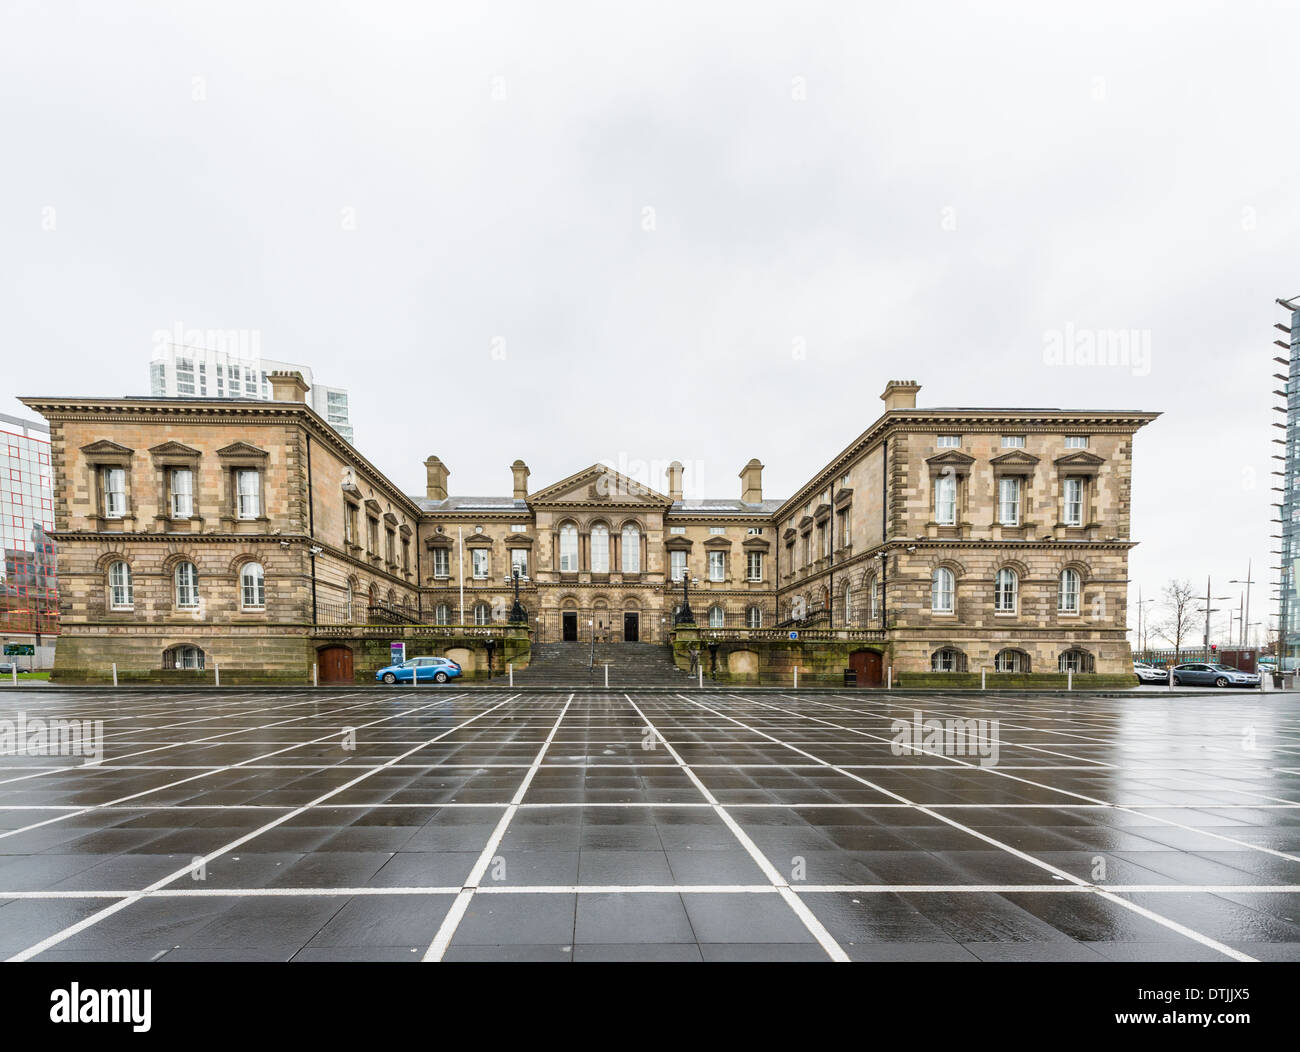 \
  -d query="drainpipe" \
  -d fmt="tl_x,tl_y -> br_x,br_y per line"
306,431 -> 317,627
